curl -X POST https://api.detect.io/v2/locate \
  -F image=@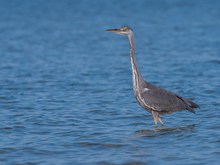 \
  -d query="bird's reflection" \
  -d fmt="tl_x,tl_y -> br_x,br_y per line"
136,124 -> 196,137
